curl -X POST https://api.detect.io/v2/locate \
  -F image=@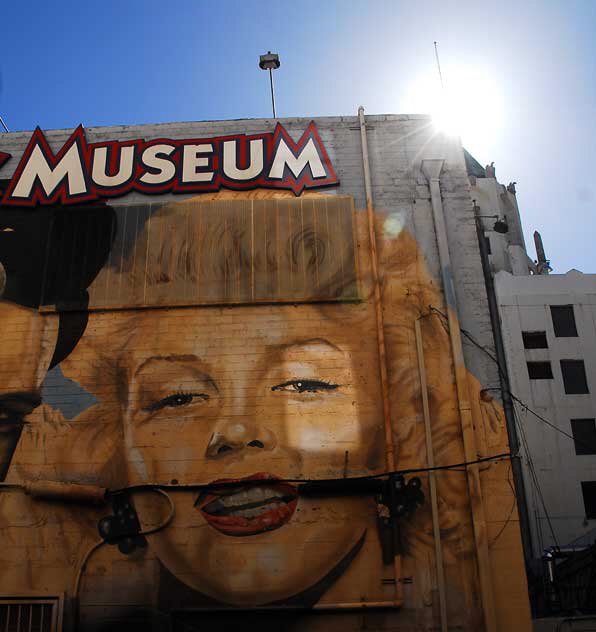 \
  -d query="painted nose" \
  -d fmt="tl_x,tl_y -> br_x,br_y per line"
205,422 -> 275,457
